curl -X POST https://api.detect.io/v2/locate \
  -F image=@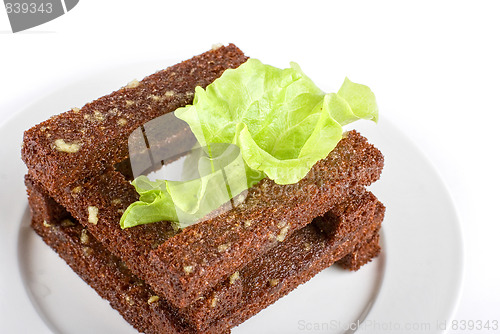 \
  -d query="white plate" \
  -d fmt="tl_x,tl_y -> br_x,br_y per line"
0,61 -> 463,334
